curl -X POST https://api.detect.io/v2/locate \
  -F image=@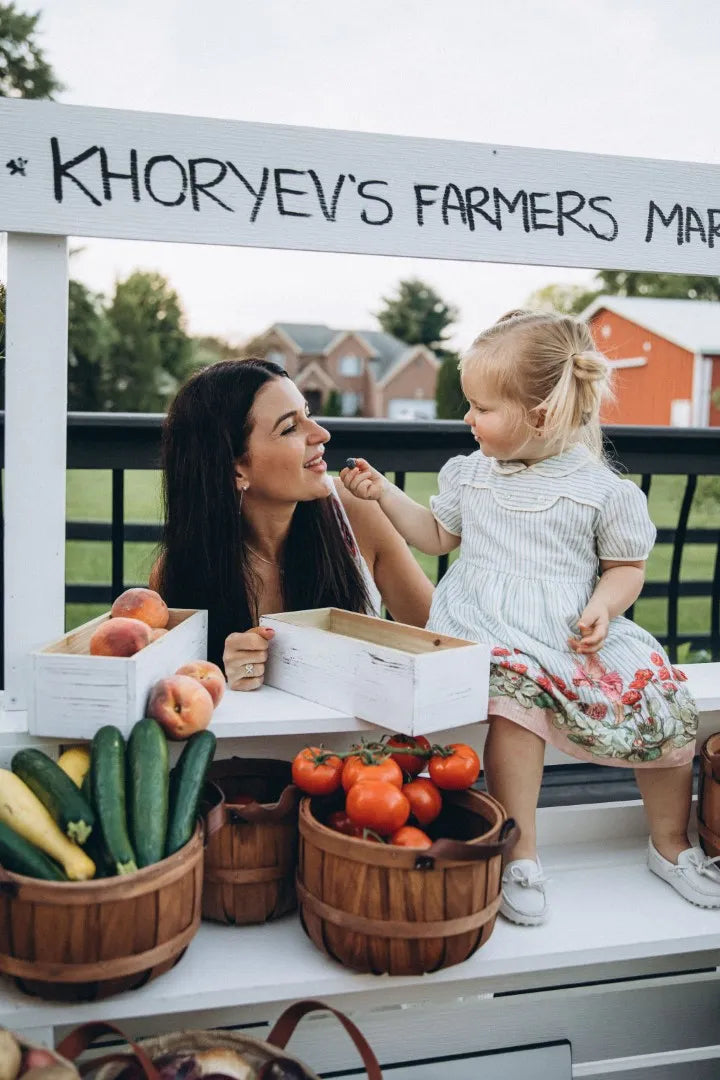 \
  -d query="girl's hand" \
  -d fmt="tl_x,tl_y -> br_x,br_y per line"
340,457 -> 387,501
223,626 -> 275,691
569,599 -> 610,654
